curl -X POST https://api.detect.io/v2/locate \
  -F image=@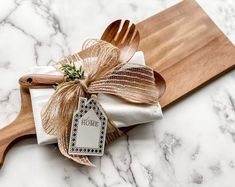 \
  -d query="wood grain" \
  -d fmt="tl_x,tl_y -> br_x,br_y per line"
1,0 -> 235,167
0,88 -> 35,166
137,0 -> 235,107
19,74 -> 64,88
